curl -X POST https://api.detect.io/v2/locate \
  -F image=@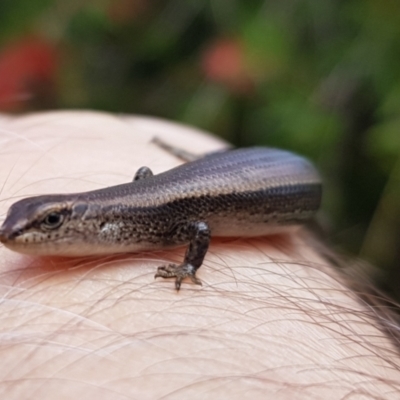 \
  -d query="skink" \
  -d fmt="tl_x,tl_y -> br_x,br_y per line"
0,145 -> 322,289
